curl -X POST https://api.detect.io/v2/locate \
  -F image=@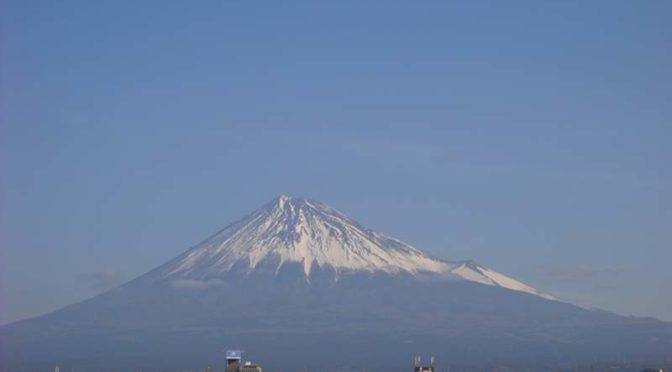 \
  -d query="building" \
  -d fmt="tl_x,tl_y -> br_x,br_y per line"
240,361 -> 263,372
225,350 -> 262,372
225,350 -> 242,372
